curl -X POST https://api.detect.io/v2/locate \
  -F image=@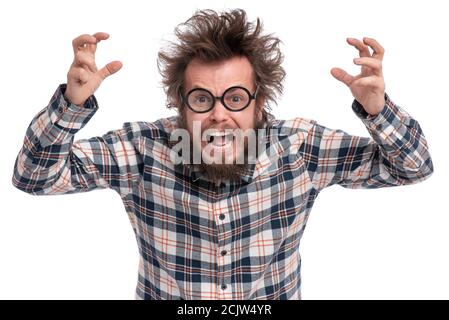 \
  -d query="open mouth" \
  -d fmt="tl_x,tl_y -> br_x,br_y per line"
206,131 -> 235,148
